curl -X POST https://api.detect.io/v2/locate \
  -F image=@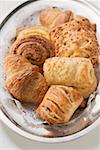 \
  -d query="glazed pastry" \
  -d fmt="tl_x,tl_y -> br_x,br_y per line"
5,54 -> 48,107
50,17 -> 99,67
10,34 -> 54,66
40,8 -> 73,28
16,25 -> 50,40
36,85 -> 83,124
43,57 -> 97,98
